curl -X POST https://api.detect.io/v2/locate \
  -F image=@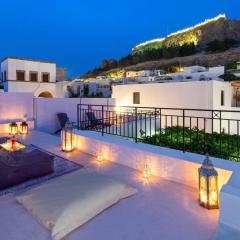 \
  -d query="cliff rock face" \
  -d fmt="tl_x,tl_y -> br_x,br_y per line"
132,15 -> 240,54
